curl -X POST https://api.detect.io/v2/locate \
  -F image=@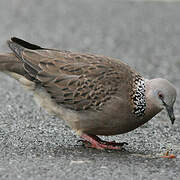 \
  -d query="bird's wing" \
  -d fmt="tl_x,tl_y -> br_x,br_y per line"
7,37 -> 136,111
